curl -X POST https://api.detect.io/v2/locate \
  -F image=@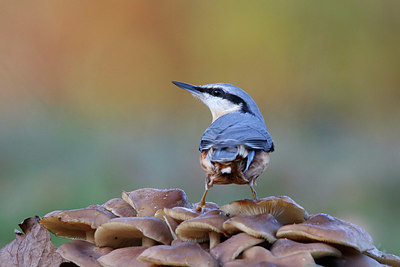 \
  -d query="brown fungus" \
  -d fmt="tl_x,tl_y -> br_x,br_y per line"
137,241 -> 218,267
276,213 -> 375,253
223,213 -> 281,243
154,209 -> 179,240
163,206 -> 200,222
56,240 -> 112,267
210,232 -> 264,265
102,198 -> 137,217
175,210 -> 228,249
122,188 -> 192,217
237,246 -> 316,267
97,246 -> 156,267
363,247 -> 400,266
317,251 -> 383,267
271,238 -> 342,259
94,217 -> 173,248
39,205 -> 116,242
220,196 -> 308,224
